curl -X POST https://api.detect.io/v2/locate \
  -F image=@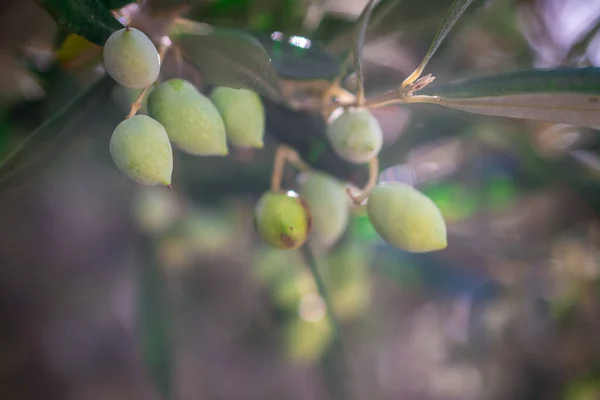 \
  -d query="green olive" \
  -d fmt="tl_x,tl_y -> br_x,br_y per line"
326,107 -> 383,164
367,182 -> 447,252
210,87 -> 266,148
254,190 -> 312,250
148,79 -> 228,156
103,27 -> 160,89
109,115 -> 173,187
298,172 -> 349,247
